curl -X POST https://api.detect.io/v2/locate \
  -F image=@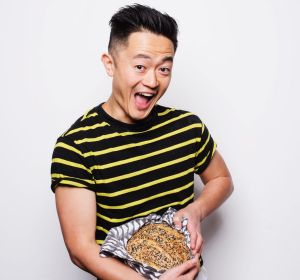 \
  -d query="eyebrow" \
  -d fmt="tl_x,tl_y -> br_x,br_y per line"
133,54 -> 173,63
